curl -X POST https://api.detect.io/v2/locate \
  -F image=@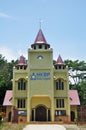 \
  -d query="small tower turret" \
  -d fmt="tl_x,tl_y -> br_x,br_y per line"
54,55 -> 66,69
16,55 -> 27,70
